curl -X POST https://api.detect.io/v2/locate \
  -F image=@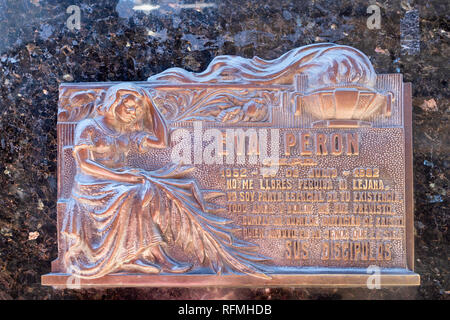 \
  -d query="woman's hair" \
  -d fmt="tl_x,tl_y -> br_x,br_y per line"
97,83 -> 156,132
